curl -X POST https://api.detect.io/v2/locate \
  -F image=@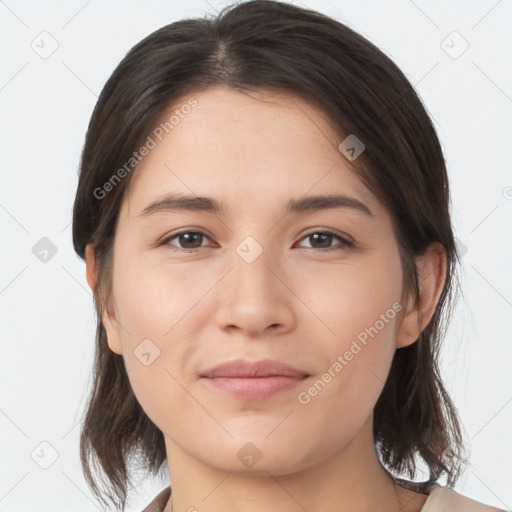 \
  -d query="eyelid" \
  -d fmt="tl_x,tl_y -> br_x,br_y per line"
295,228 -> 354,249
160,228 -> 214,249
